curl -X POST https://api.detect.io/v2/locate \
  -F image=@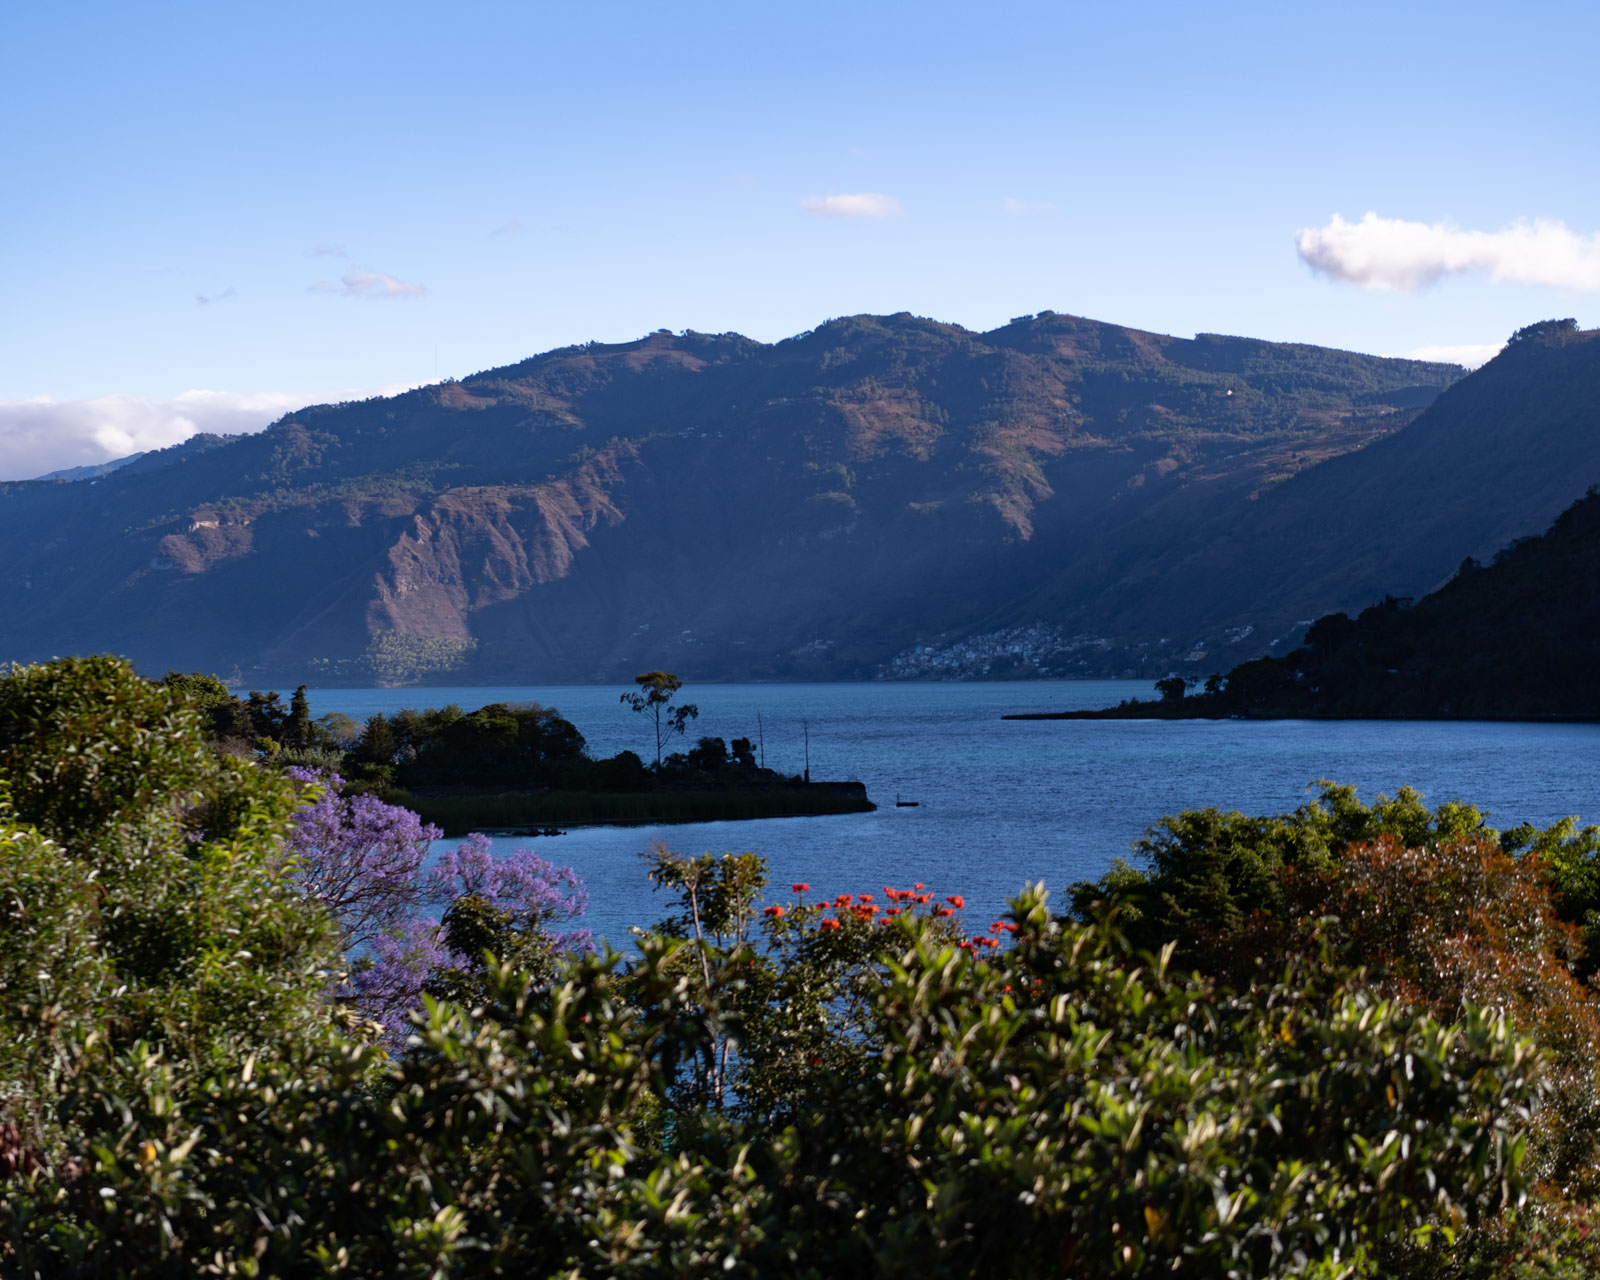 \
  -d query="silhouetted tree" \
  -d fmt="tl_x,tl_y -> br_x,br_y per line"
621,671 -> 699,768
